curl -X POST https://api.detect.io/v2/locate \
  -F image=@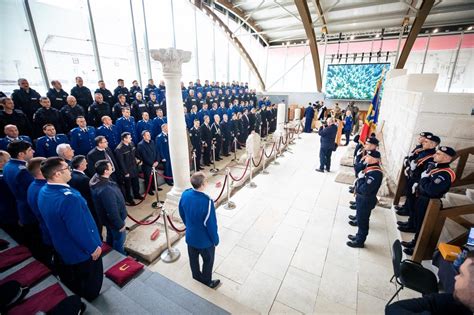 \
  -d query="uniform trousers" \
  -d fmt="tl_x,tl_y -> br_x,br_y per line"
355,195 -> 377,243
123,175 -> 140,202
106,227 -> 126,255
319,147 -> 333,171
187,245 -> 215,286
222,138 -> 230,156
